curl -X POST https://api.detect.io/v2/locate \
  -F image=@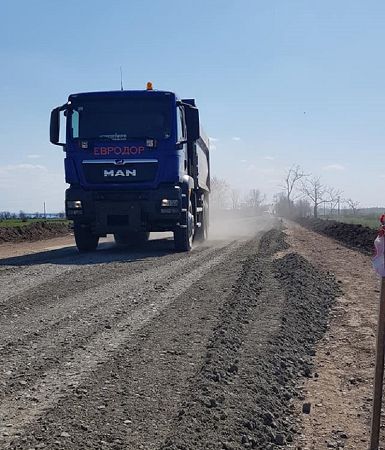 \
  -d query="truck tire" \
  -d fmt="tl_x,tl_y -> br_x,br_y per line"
174,201 -> 194,252
194,200 -> 209,242
74,224 -> 99,252
114,232 -> 150,247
